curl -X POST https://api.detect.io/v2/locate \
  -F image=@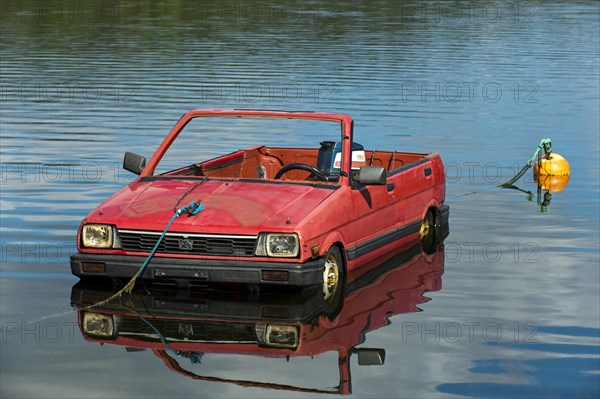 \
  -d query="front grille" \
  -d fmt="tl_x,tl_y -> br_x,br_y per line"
118,317 -> 258,343
118,230 -> 256,257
